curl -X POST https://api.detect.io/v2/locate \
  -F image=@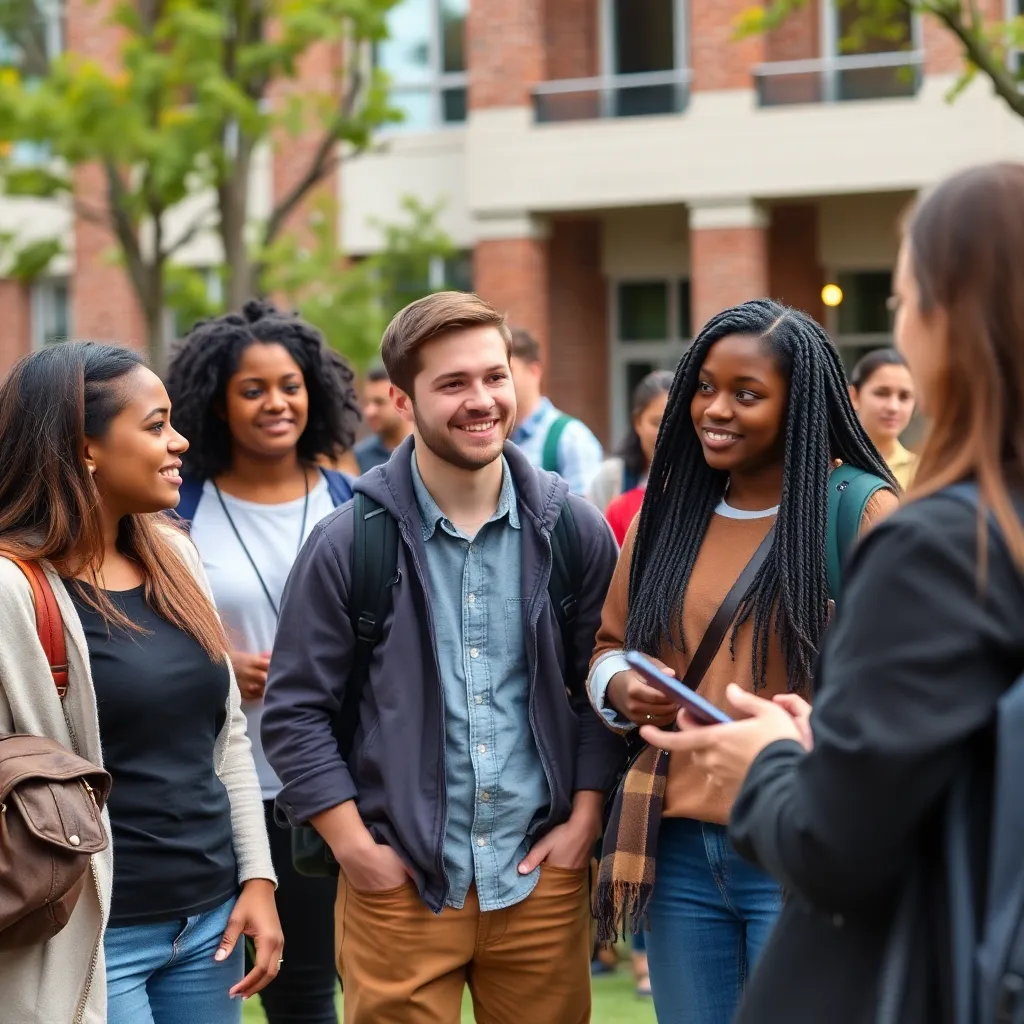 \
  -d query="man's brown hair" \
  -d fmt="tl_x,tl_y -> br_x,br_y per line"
380,291 -> 512,394
510,328 -> 542,365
